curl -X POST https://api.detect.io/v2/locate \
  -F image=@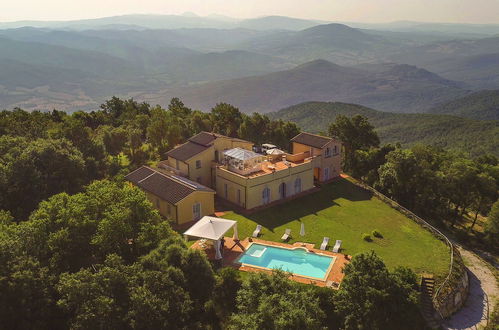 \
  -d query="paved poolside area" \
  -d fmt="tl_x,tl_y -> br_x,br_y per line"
191,237 -> 350,288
